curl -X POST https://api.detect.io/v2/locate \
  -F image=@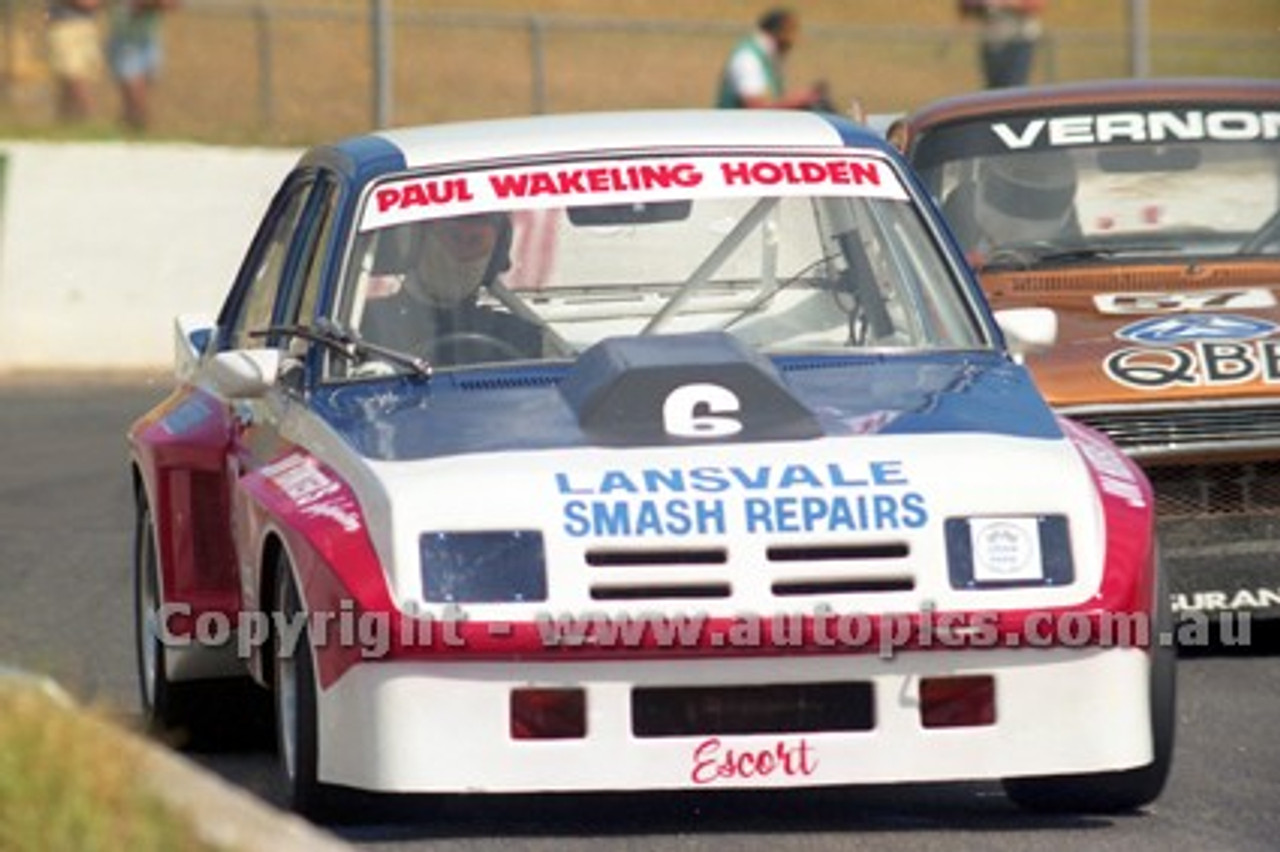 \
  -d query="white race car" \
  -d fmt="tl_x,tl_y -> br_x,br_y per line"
128,109 -> 1173,819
